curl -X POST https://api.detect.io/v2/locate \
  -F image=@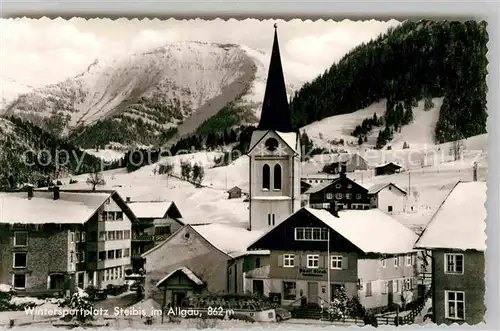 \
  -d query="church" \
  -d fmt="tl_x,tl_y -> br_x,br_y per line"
247,24 -> 302,231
